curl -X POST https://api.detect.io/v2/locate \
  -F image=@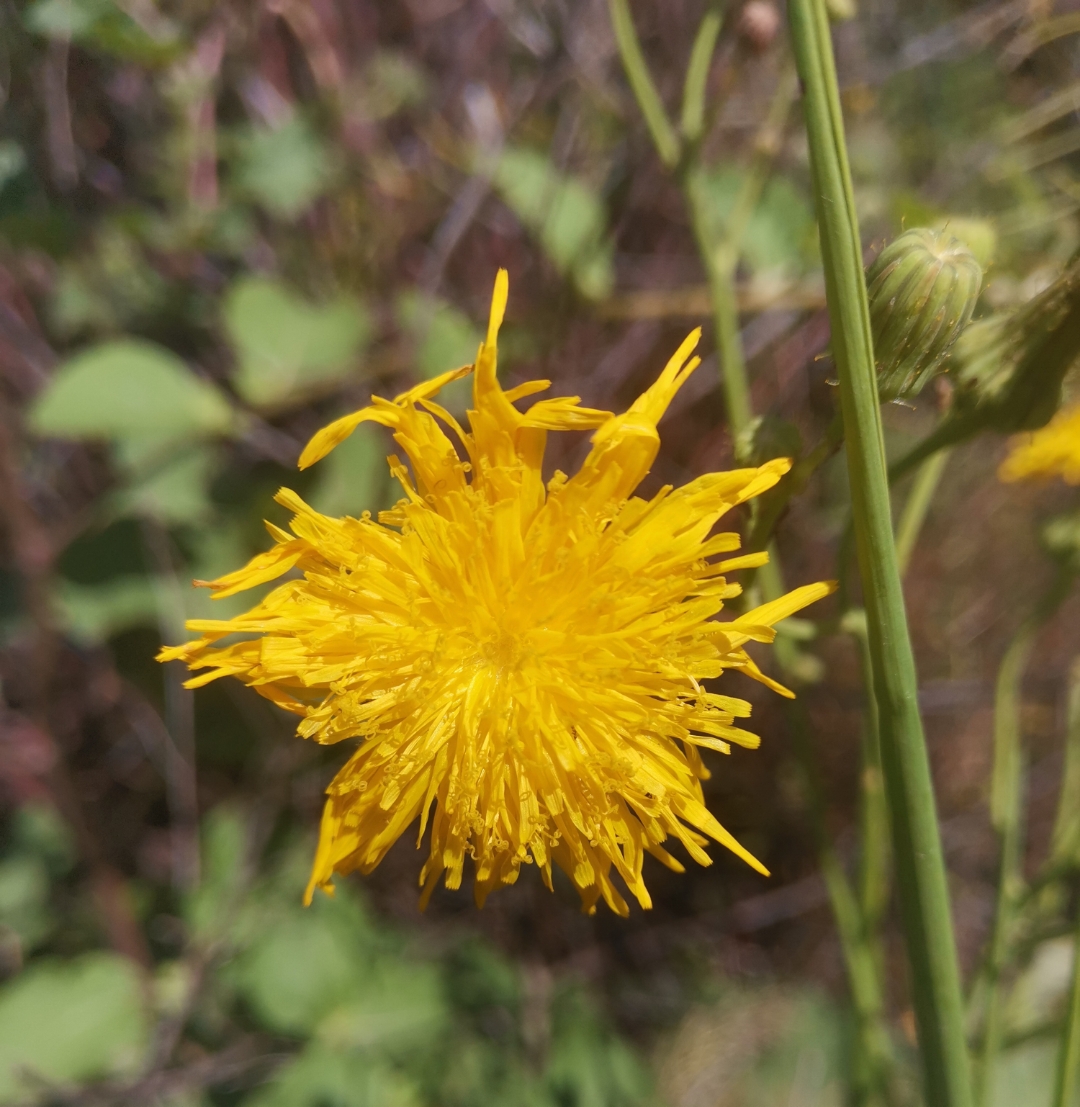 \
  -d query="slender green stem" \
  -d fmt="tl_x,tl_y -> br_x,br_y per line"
765,575 -> 895,1105
607,0 -> 681,169
1053,898 -> 1080,1107
895,449 -> 950,579
1051,659 -> 1080,871
725,66 -> 800,259
608,0 -> 756,443
685,183 -> 755,445
845,611 -> 891,937
975,568 -> 1075,1107
680,5 -> 722,142
786,691 -> 895,1107
788,2 -> 973,1104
